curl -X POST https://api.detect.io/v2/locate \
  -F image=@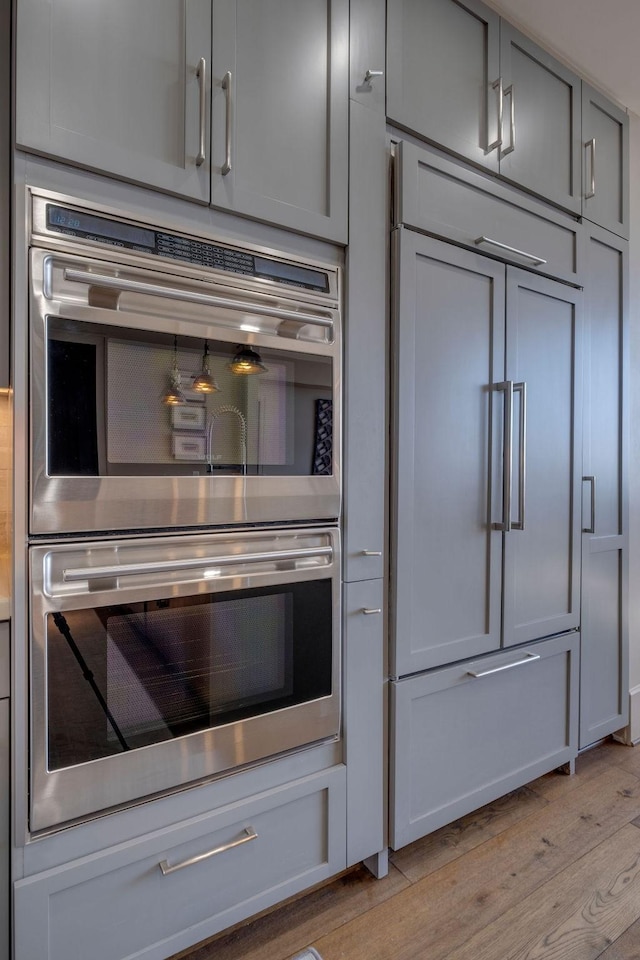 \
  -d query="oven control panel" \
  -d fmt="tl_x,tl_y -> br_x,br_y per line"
37,199 -> 331,294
